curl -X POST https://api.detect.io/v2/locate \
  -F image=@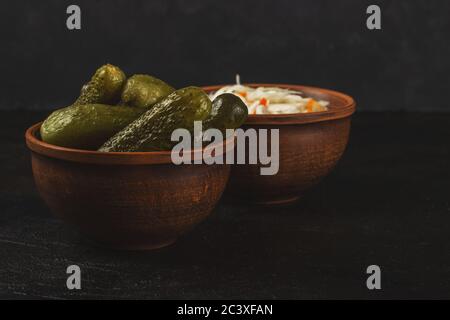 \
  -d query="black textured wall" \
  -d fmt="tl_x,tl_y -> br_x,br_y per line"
1,0 -> 449,111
